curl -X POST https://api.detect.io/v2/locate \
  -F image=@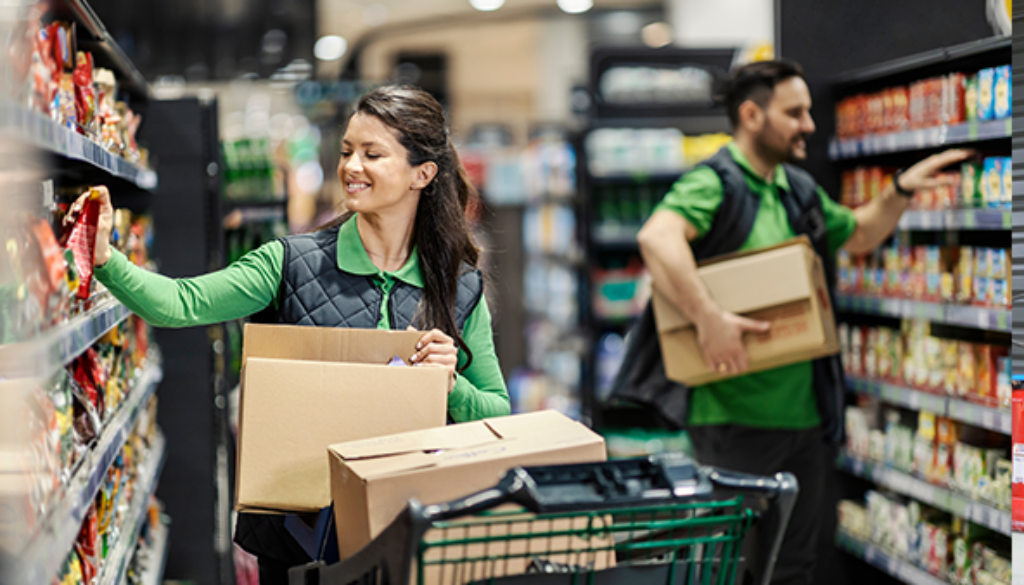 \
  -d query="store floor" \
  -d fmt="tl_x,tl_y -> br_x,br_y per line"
1015,534 -> 1023,585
